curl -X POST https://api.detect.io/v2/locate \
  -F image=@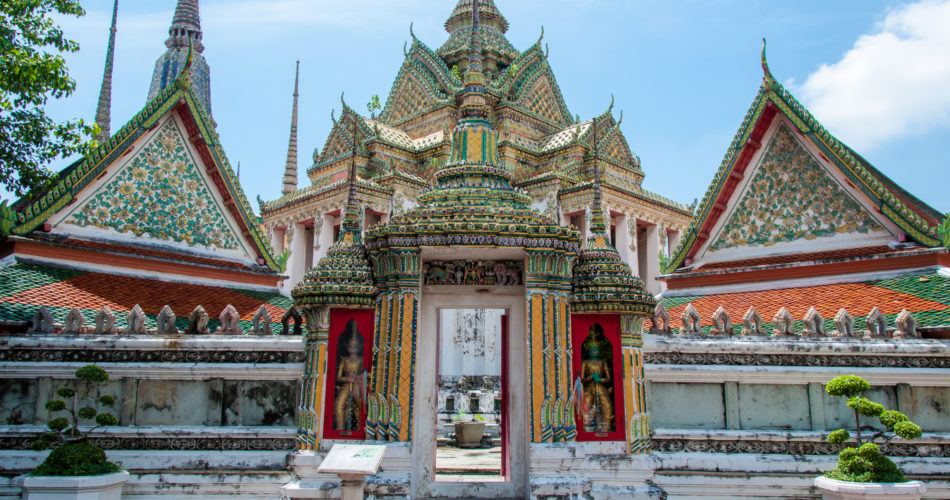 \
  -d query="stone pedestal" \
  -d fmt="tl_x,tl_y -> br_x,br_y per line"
16,470 -> 129,500
814,476 -> 926,500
